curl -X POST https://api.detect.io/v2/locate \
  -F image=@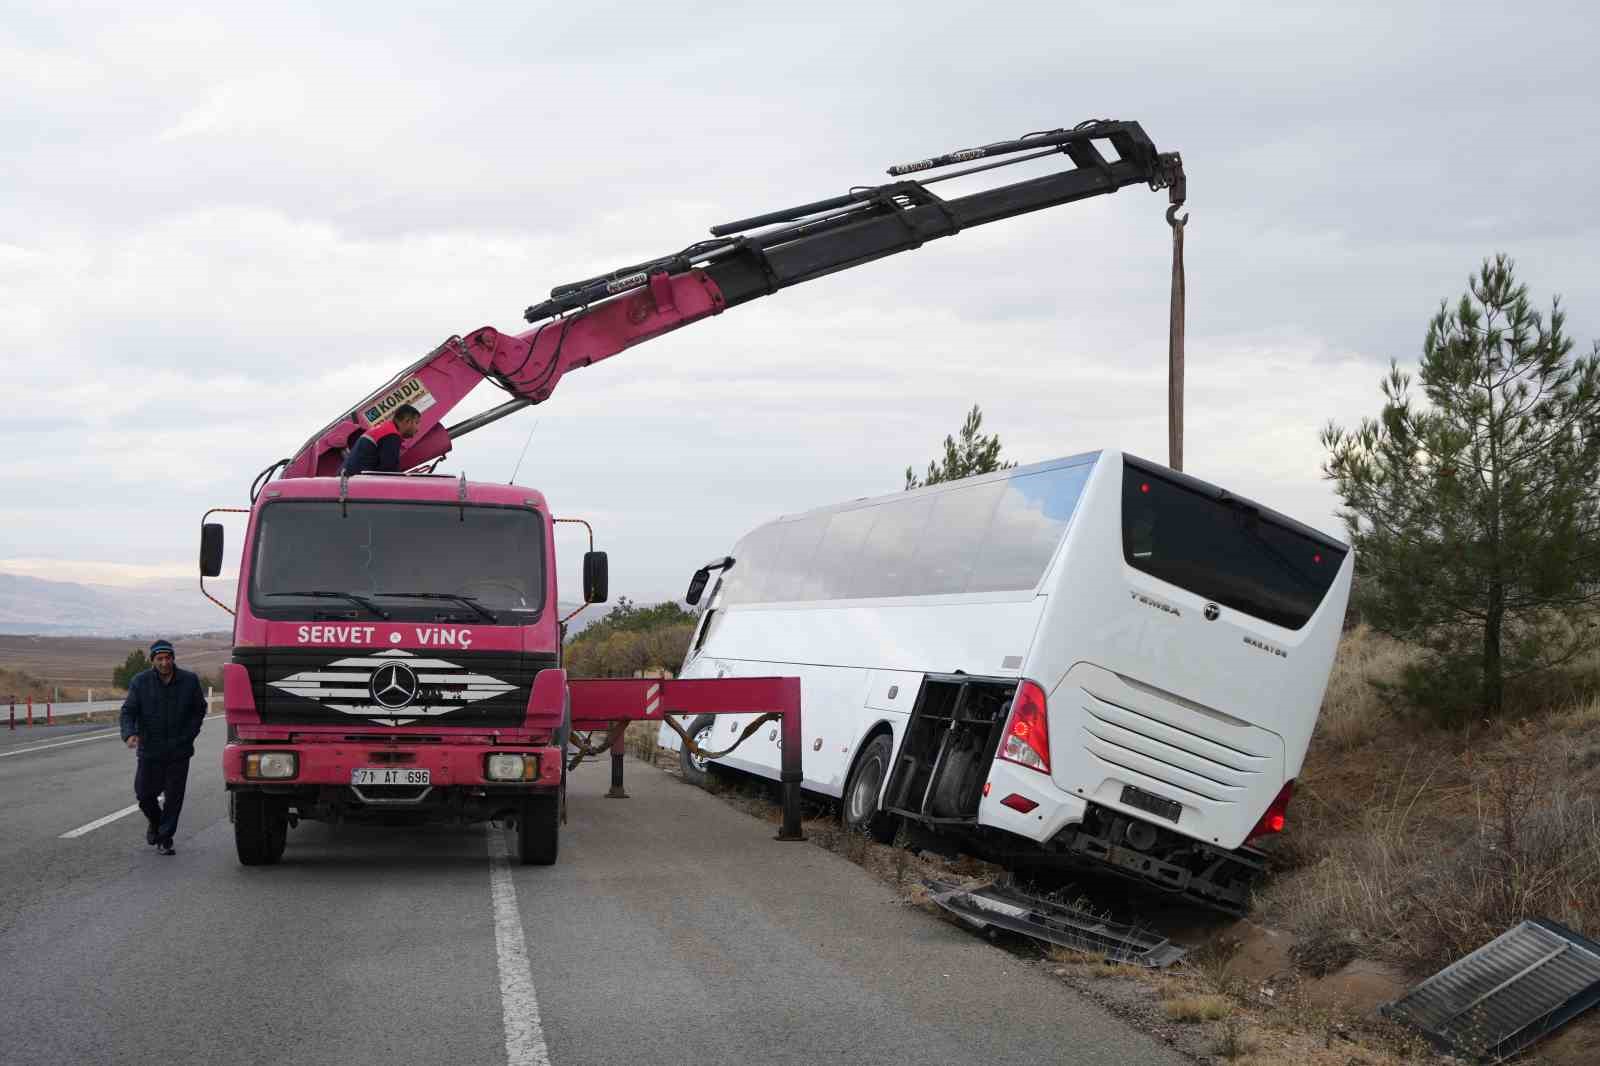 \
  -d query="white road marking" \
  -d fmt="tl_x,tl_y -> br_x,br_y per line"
60,803 -> 143,838
0,729 -> 121,758
487,831 -> 553,1066
0,712 -> 225,761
